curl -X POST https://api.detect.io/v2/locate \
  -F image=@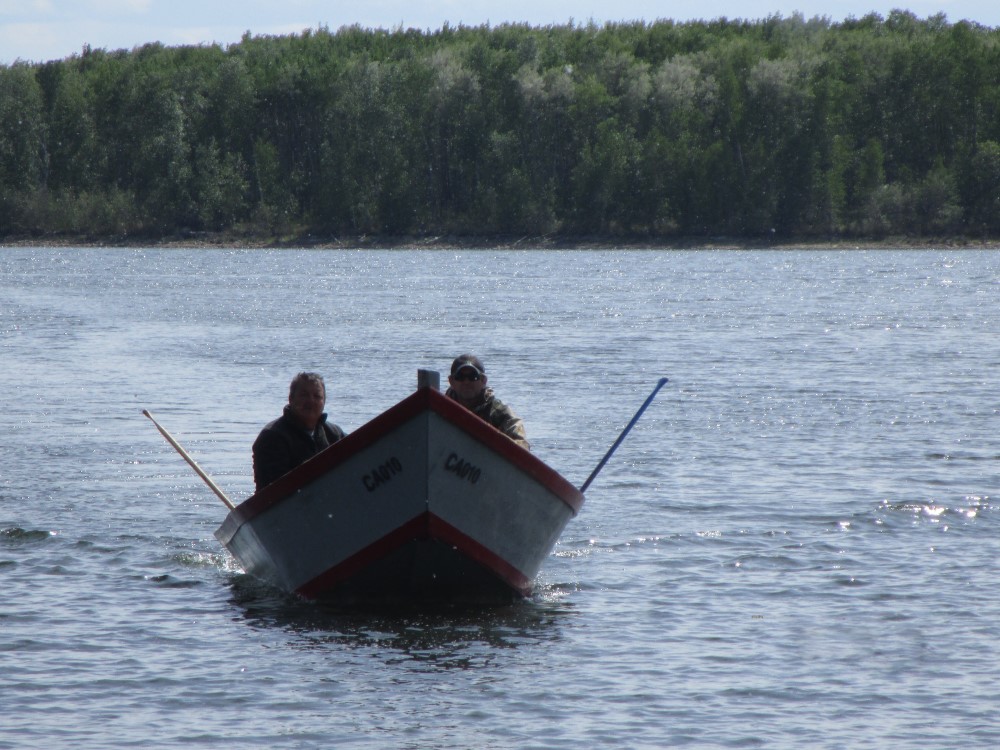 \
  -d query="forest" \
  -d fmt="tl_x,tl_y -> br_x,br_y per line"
1,11 -> 999,244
